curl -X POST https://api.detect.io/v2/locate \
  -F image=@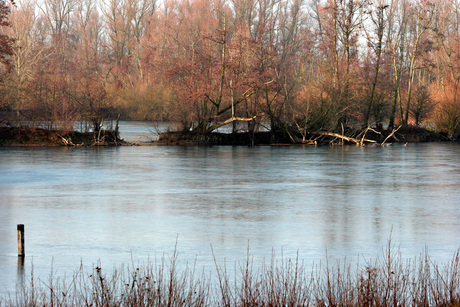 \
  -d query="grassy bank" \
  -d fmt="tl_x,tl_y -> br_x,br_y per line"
2,243 -> 460,306
0,127 -> 124,146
